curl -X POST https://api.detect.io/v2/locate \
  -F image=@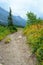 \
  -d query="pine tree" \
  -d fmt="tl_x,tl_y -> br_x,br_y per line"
8,8 -> 17,32
8,8 -> 13,27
